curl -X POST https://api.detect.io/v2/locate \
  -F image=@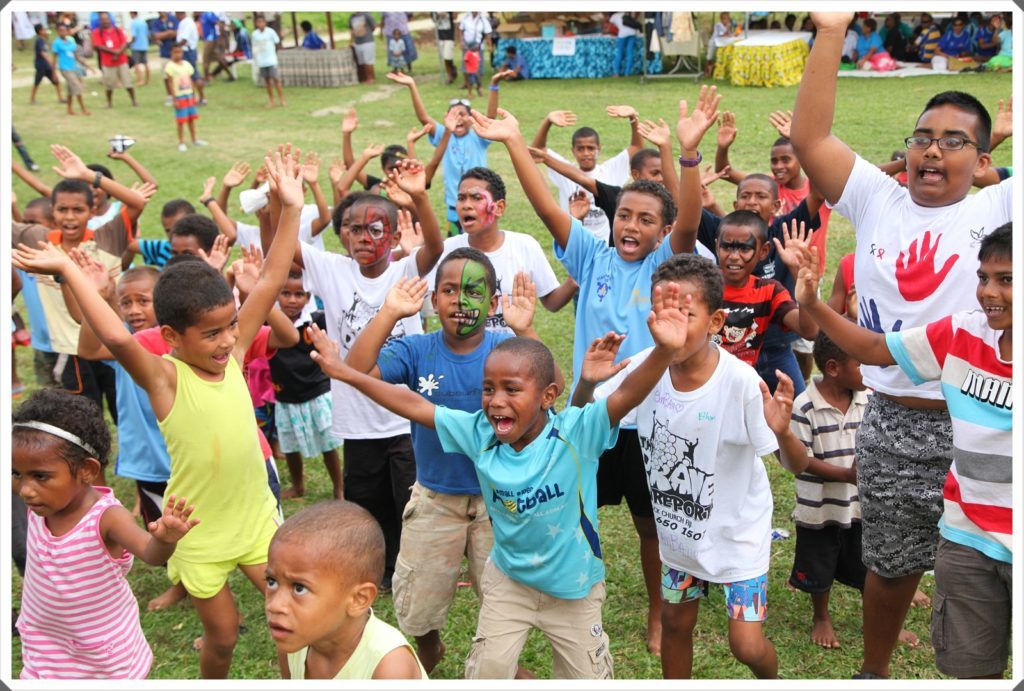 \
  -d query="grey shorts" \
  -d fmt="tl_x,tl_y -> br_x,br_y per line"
353,41 -> 375,65
856,395 -> 952,578
132,49 -> 148,65
258,65 -> 279,81
932,538 -> 1011,678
